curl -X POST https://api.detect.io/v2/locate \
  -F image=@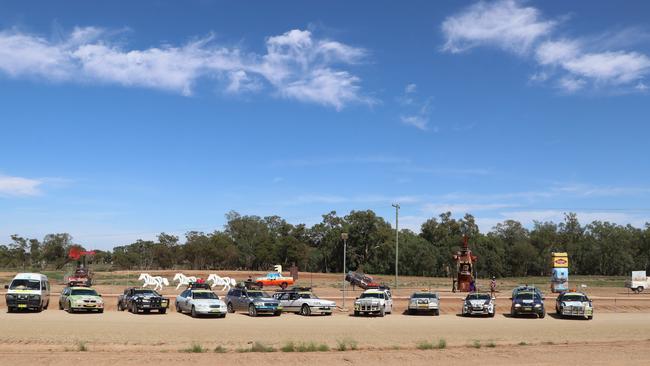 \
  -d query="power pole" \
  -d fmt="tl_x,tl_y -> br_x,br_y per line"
341,232 -> 349,310
392,203 -> 400,290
